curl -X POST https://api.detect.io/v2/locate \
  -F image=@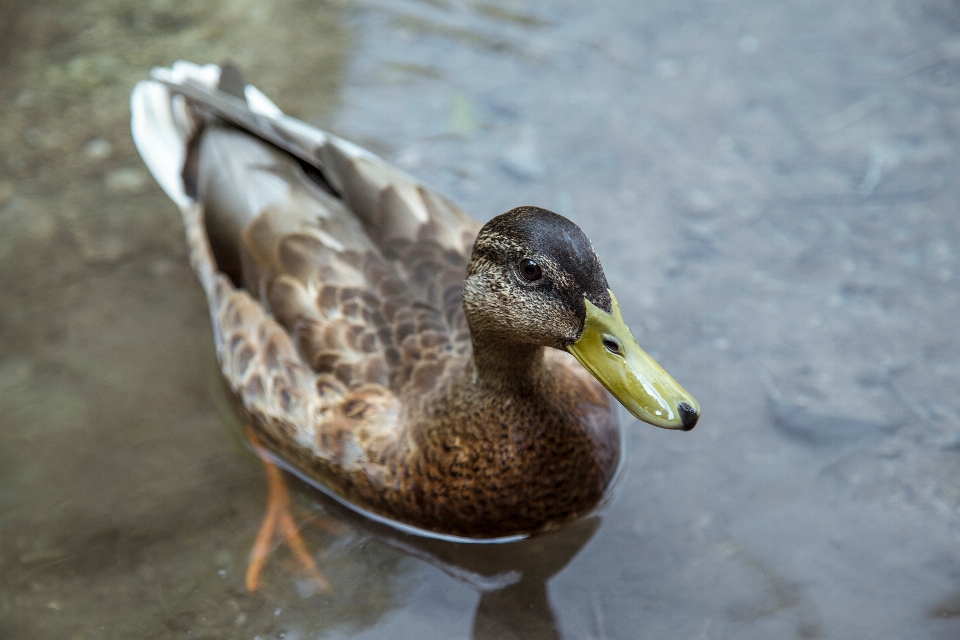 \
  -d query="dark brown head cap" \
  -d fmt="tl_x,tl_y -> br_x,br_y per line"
468,207 -> 612,346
